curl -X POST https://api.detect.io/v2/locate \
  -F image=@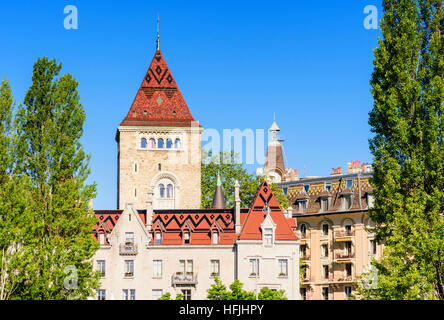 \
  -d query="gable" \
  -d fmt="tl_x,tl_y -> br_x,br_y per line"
239,181 -> 297,241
